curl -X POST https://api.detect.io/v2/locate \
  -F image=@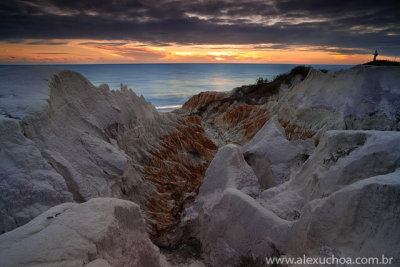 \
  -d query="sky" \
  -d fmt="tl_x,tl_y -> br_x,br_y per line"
1,0 -> 399,64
